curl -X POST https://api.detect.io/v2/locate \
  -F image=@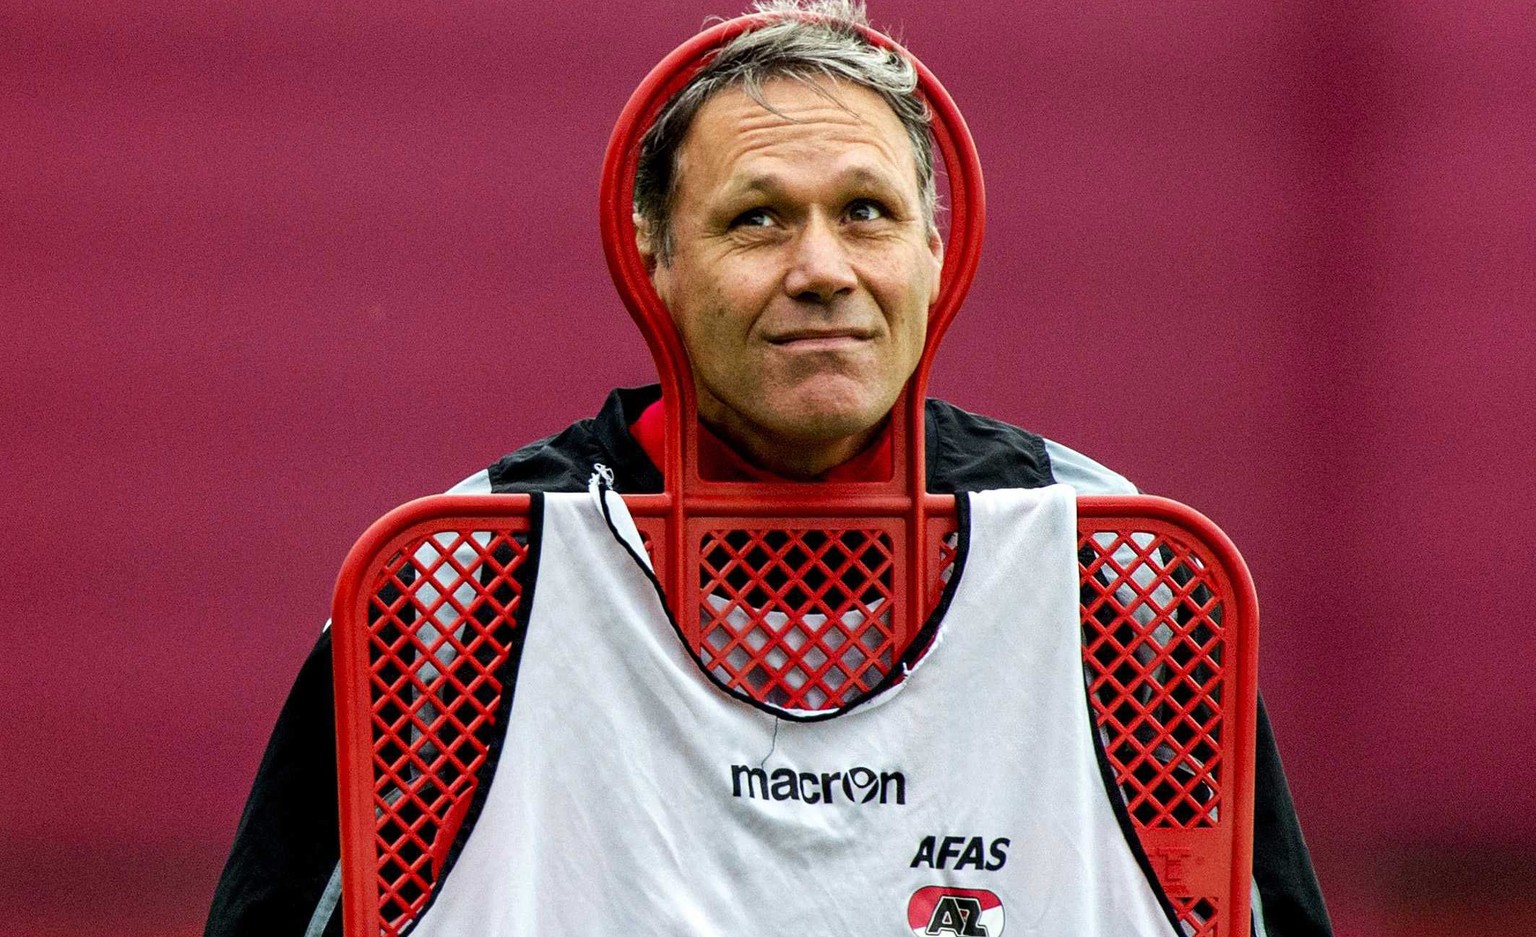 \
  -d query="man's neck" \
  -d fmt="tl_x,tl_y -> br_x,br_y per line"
701,417 -> 877,480
629,399 -> 893,483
